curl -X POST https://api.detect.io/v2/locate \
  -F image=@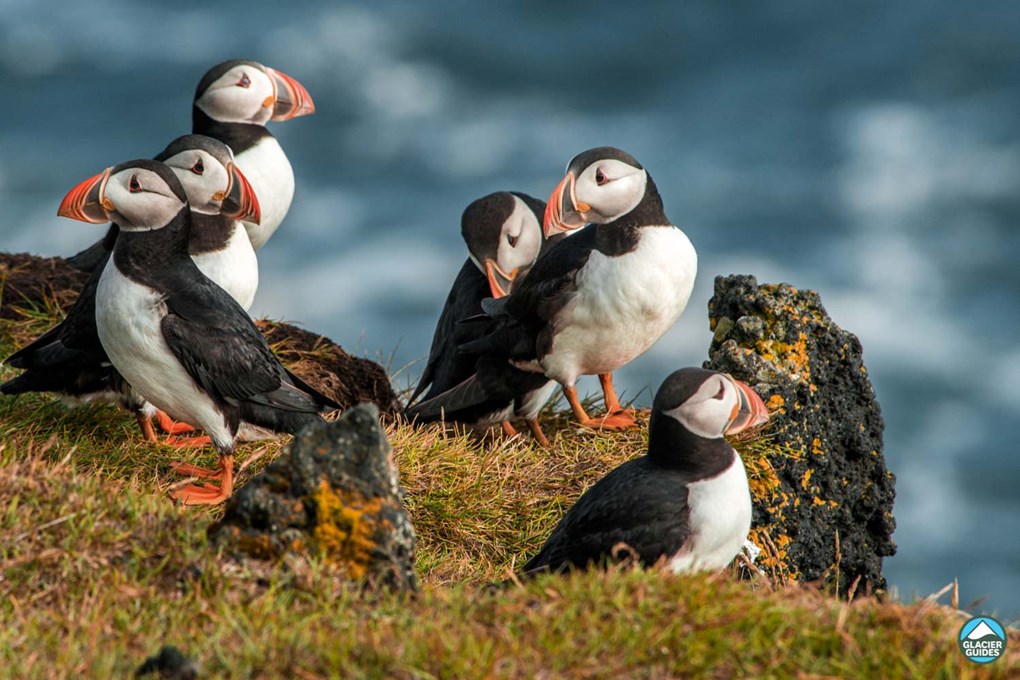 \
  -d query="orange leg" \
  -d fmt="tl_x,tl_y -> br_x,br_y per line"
166,435 -> 213,449
136,412 -> 157,443
501,421 -> 518,437
169,460 -> 223,479
155,410 -> 197,435
599,373 -> 636,419
170,454 -> 234,506
525,418 -> 550,448
563,385 -> 636,431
